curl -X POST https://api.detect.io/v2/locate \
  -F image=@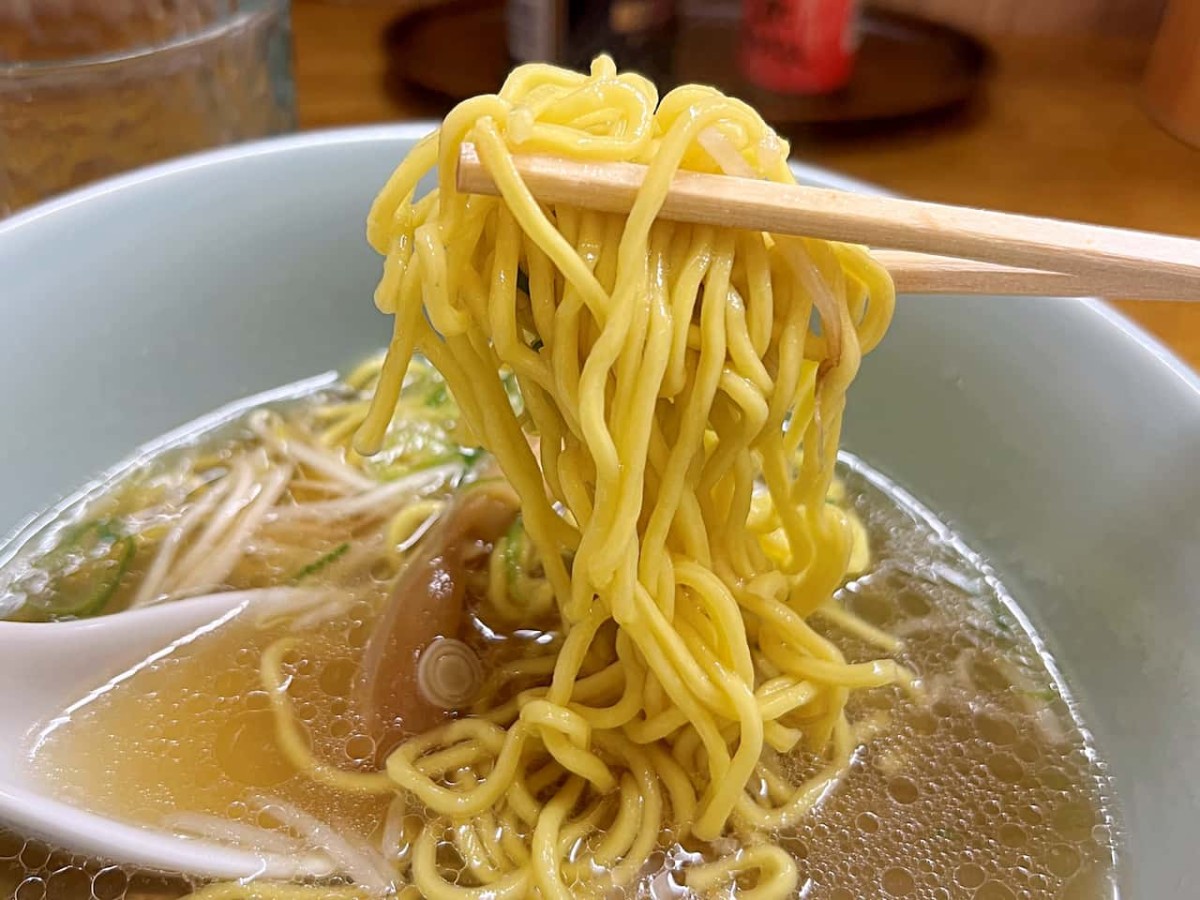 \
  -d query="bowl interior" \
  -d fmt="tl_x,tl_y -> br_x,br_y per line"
1,125 -> 1198,894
